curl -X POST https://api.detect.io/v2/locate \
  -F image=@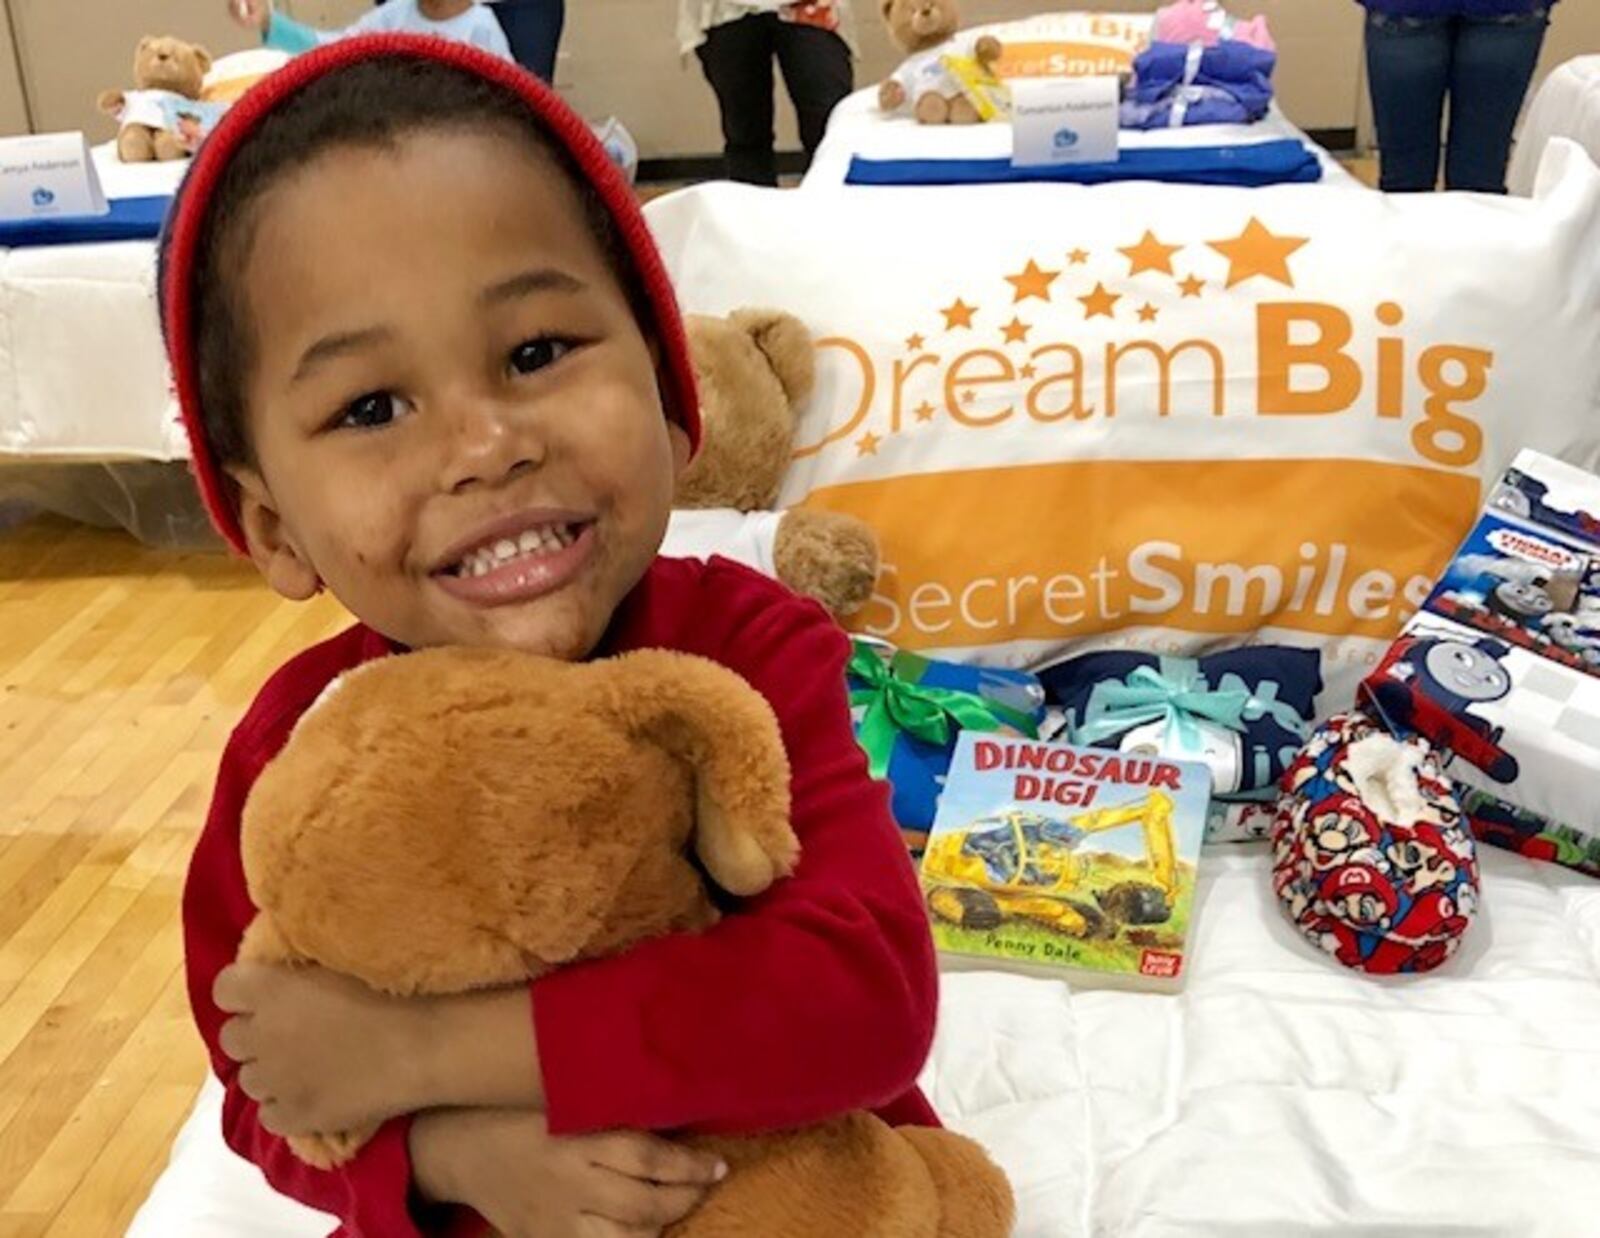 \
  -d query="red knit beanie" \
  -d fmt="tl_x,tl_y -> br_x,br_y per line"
159,34 -> 699,556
